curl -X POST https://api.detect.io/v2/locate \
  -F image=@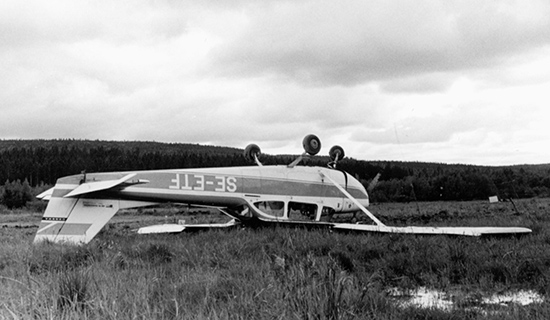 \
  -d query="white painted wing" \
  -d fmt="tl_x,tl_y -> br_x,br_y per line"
137,224 -> 186,234
318,169 -> 532,237
332,224 -> 532,236
137,219 -> 239,234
